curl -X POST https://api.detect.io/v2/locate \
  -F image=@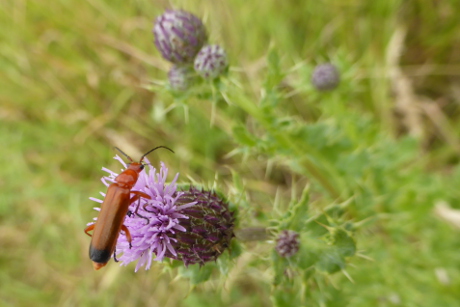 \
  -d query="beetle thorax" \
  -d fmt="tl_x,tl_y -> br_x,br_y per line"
115,169 -> 139,189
